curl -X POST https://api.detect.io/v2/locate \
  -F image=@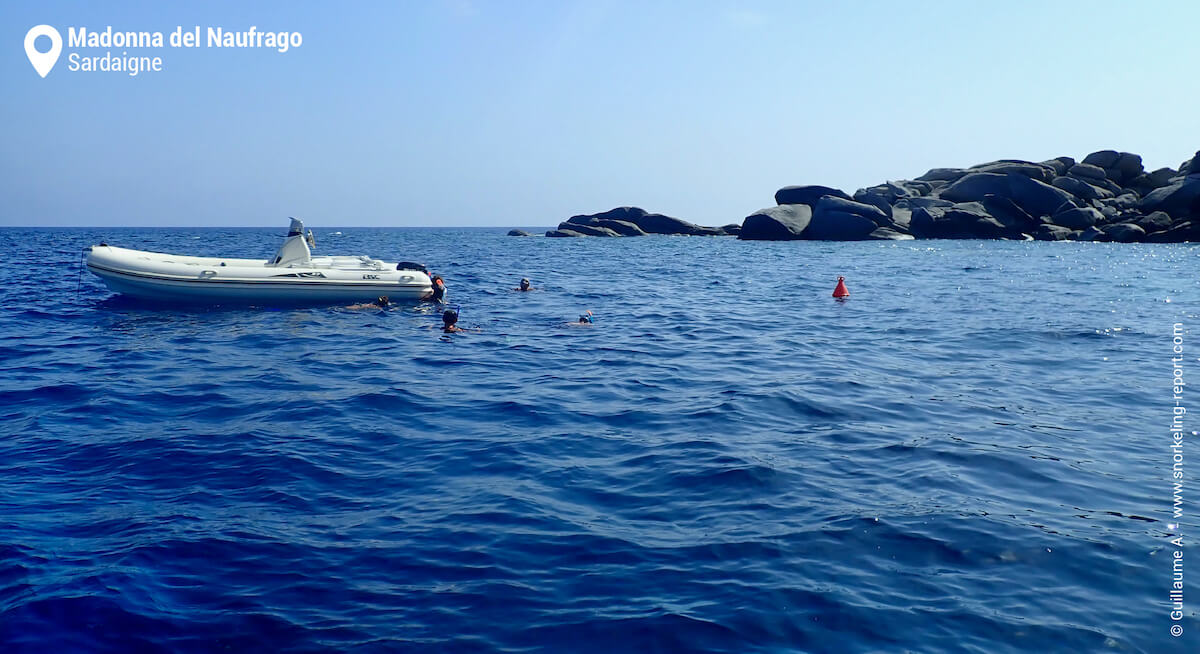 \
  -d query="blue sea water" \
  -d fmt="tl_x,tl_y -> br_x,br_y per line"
0,226 -> 1197,653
